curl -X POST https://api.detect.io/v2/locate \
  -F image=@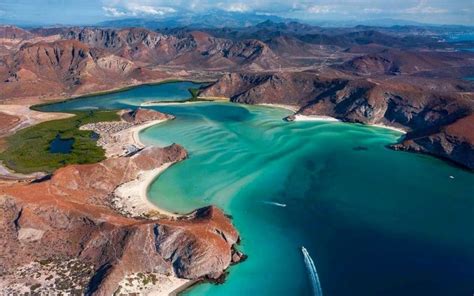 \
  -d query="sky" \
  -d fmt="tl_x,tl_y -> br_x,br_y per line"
0,0 -> 472,26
